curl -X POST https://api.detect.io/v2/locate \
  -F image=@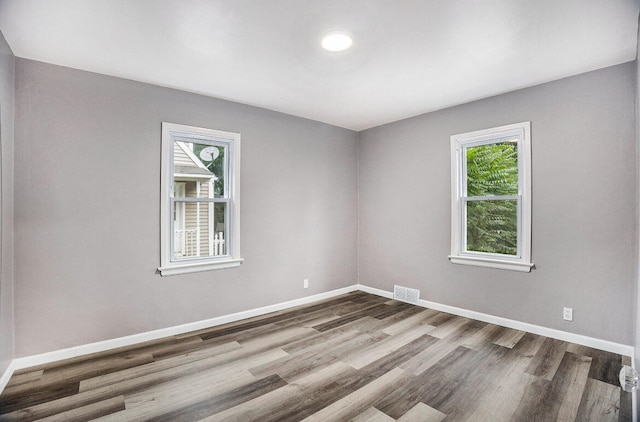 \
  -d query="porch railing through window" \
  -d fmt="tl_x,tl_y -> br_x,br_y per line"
174,230 -> 226,257
175,229 -> 197,257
